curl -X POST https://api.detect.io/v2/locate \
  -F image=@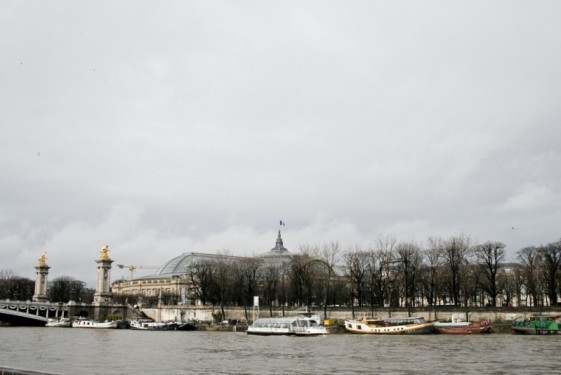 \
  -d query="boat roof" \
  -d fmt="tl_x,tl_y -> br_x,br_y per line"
252,317 -> 307,324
